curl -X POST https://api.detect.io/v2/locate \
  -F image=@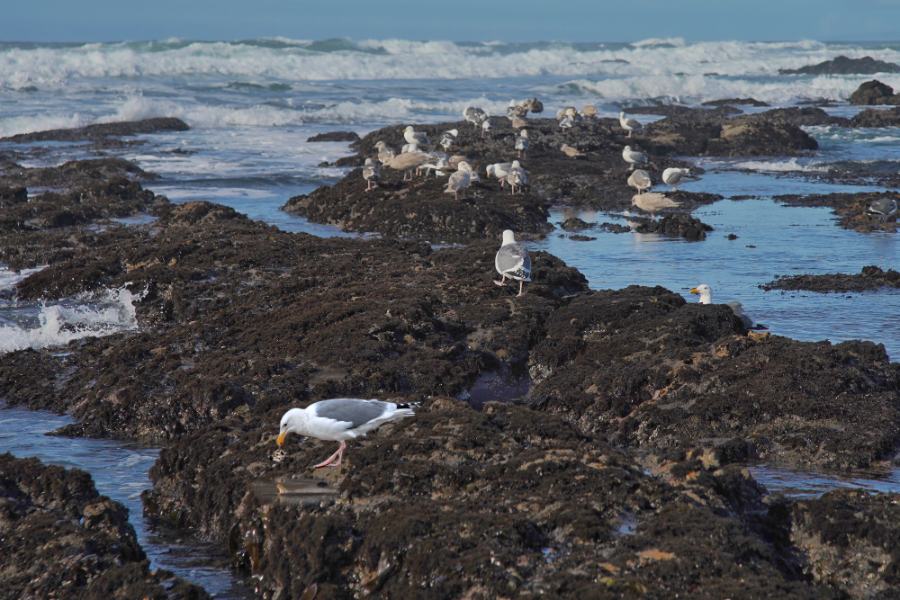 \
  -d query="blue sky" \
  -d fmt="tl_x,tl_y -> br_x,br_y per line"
3,0 -> 899,42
